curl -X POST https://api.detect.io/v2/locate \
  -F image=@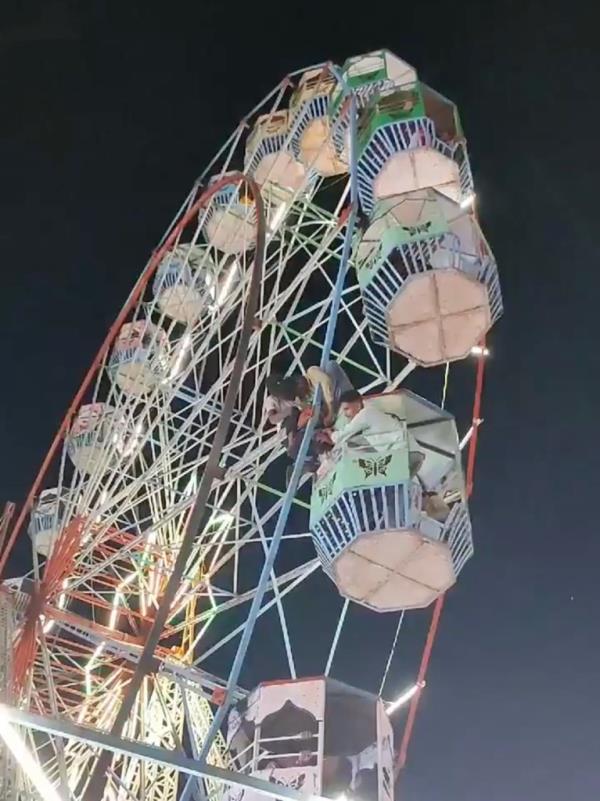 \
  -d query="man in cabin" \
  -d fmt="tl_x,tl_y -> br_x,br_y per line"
322,390 -> 450,526
327,389 -> 405,454
315,389 -> 408,530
